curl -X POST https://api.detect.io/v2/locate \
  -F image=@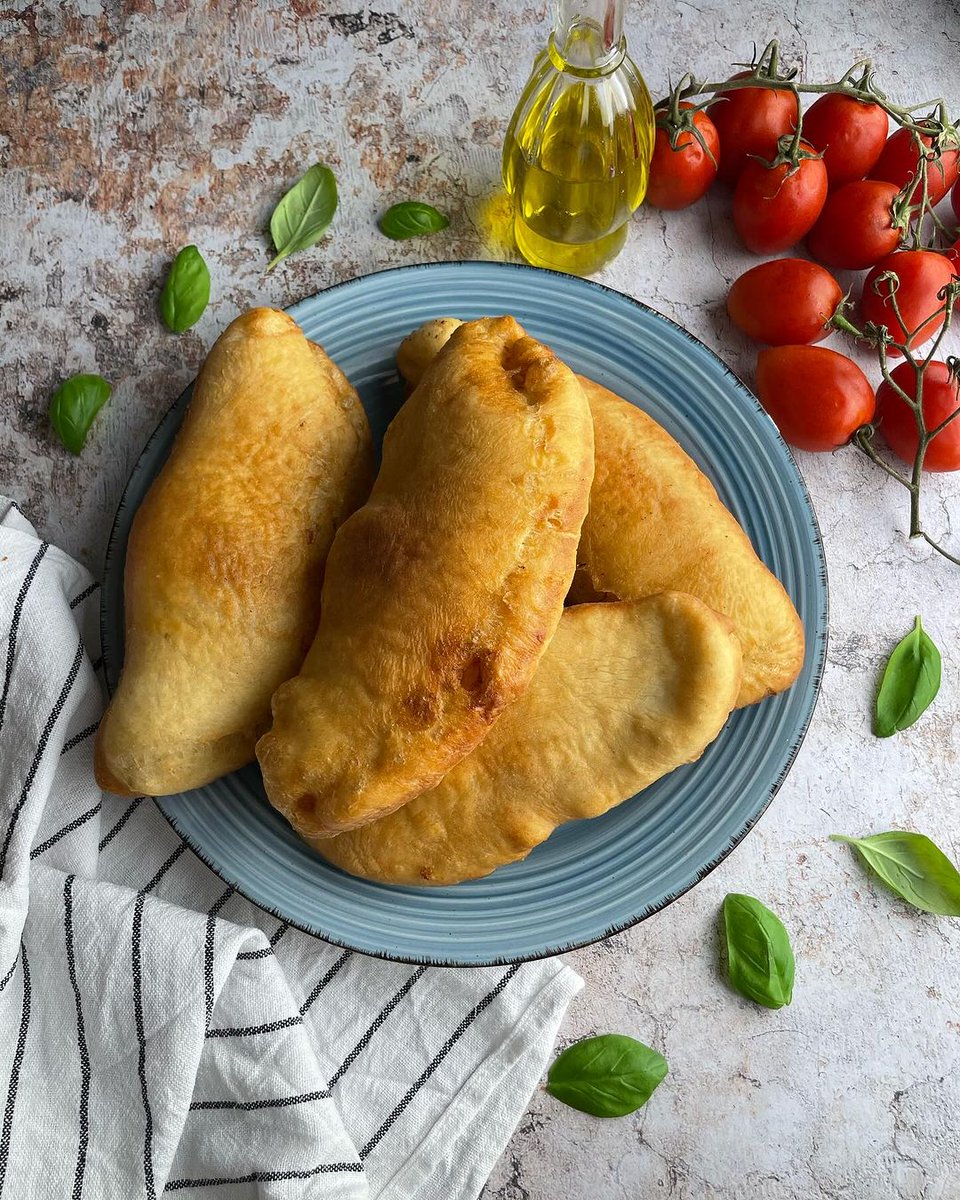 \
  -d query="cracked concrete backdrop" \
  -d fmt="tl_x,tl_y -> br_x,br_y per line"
3,1 -> 960,1197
